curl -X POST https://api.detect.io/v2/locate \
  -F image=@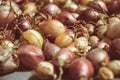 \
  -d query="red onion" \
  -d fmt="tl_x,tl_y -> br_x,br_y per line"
42,4 -> 61,16
17,45 -> 45,69
109,38 -> 120,60
43,41 -> 60,60
69,58 -> 94,80
87,48 -> 109,69
54,11 -> 78,25
52,48 -> 75,68
106,21 -> 120,39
